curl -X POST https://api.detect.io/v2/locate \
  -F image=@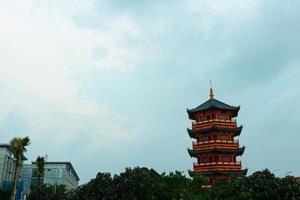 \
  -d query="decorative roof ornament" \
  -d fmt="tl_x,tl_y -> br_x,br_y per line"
209,80 -> 214,99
